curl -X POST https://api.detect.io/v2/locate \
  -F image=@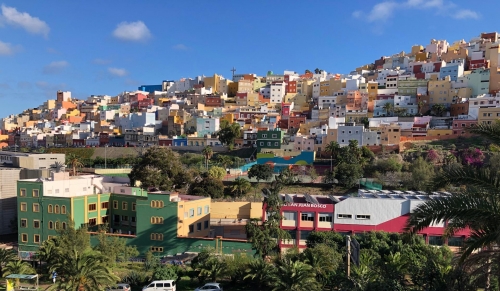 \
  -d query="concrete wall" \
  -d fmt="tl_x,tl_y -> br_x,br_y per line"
0,168 -> 21,235
211,202 -> 262,219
